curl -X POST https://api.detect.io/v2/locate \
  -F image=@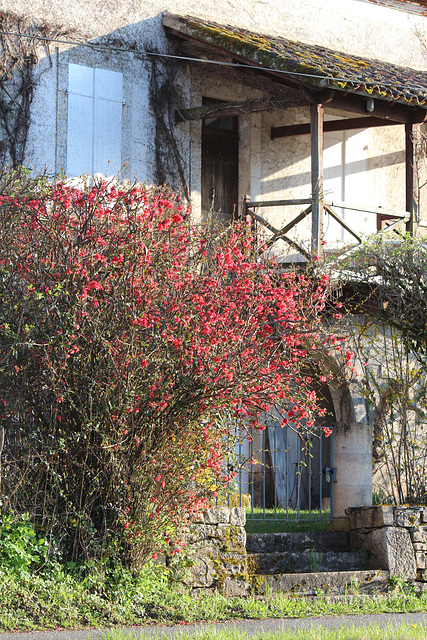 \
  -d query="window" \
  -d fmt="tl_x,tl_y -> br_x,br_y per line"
67,64 -> 123,177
